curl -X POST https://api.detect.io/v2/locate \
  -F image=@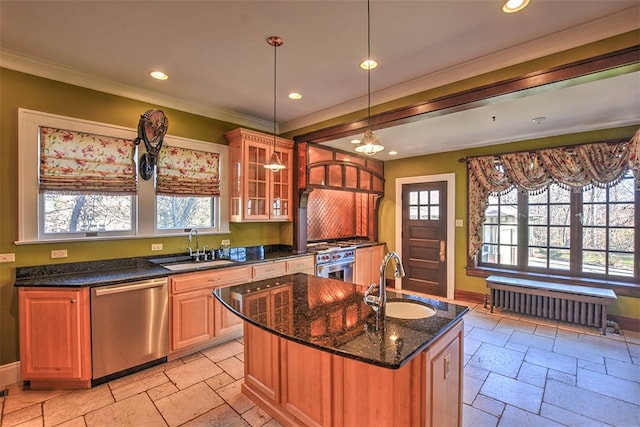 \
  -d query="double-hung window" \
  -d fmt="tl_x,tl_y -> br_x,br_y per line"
18,109 -> 229,242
